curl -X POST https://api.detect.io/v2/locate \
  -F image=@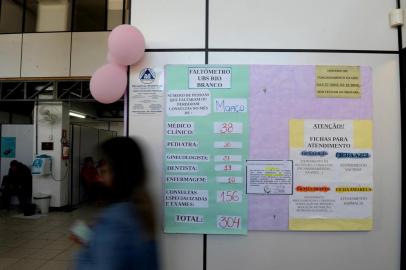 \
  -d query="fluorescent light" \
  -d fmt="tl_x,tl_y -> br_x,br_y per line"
69,111 -> 86,119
